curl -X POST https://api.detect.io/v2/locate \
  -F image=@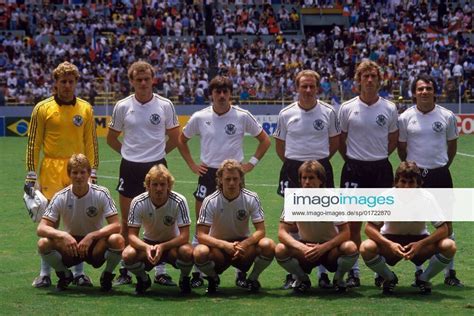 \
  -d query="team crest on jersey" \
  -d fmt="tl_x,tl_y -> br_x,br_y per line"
313,119 -> 325,131
86,206 -> 98,217
432,121 -> 443,132
73,115 -> 84,127
150,113 -> 161,125
376,114 -> 387,127
236,209 -> 248,221
225,123 -> 236,135
163,215 -> 175,226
